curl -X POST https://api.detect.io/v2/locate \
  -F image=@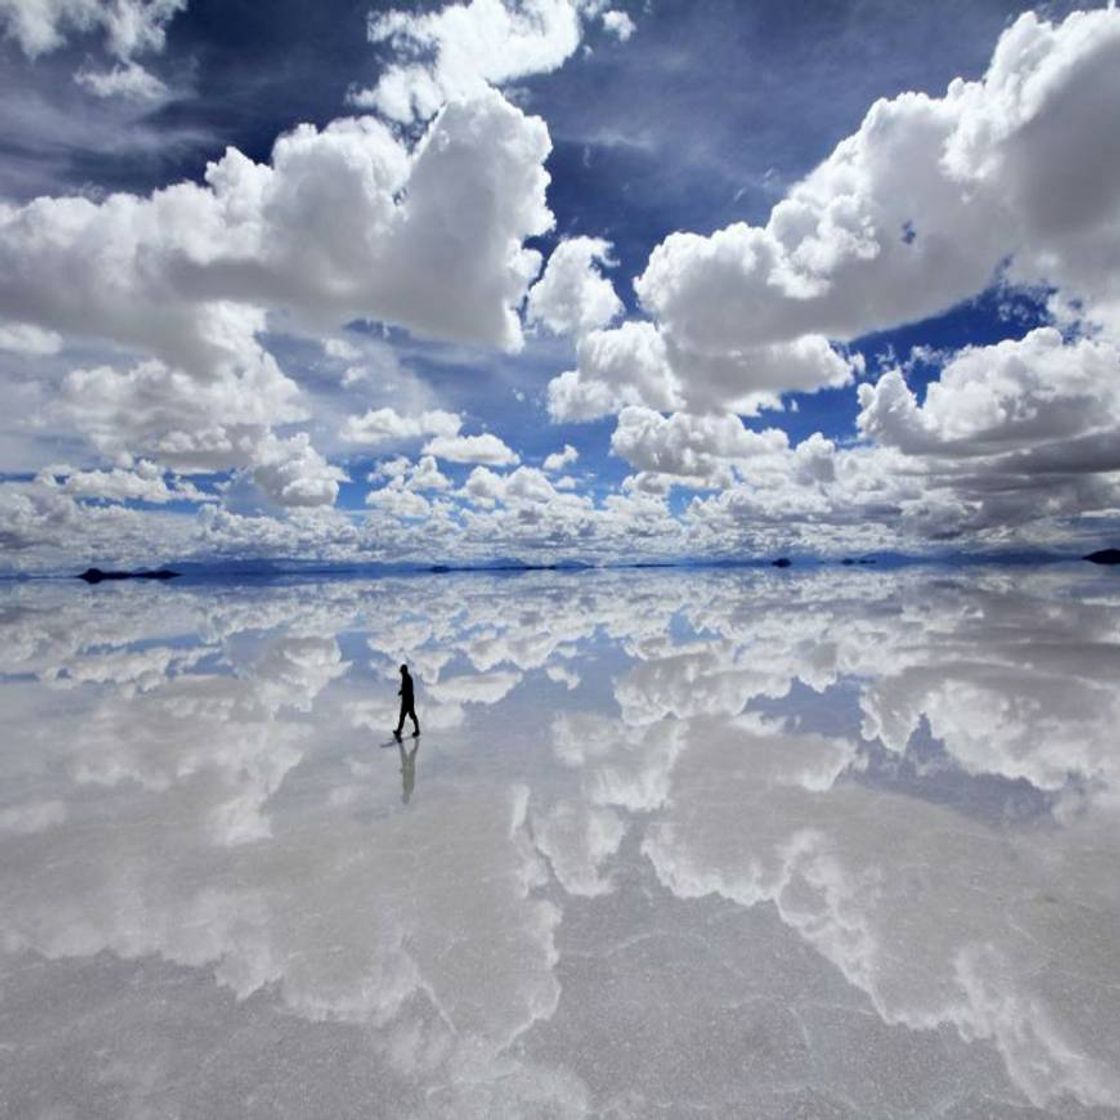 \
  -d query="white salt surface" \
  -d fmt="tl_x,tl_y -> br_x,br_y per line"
1,566 -> 1119,1118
